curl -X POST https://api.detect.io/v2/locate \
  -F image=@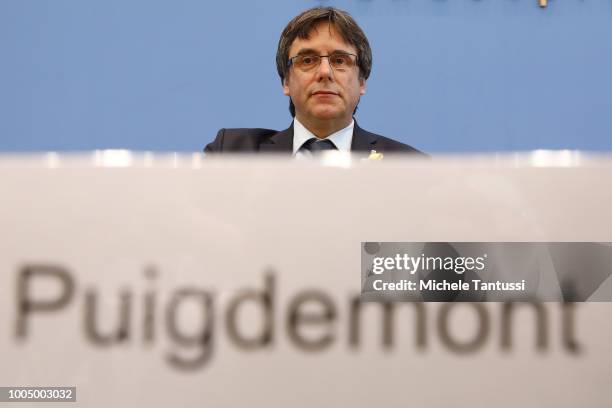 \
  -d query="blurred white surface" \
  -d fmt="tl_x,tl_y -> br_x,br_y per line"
0,153 -> 611,407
